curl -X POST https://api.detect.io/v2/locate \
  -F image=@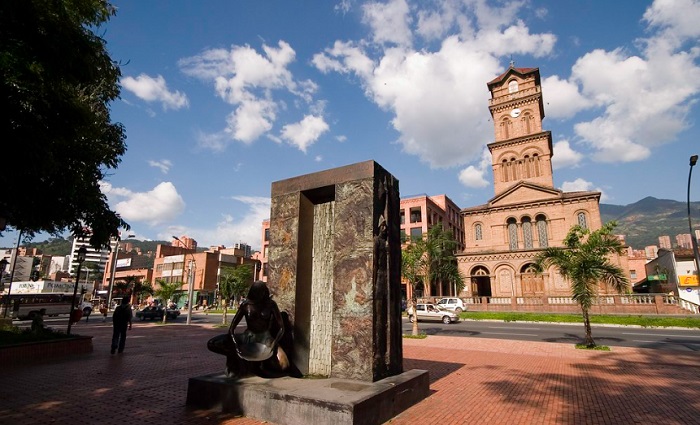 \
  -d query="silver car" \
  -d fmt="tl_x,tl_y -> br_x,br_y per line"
408,303 -> 459,324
